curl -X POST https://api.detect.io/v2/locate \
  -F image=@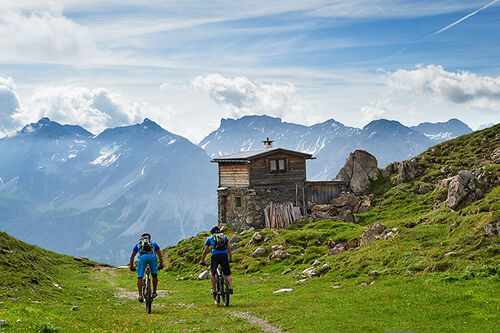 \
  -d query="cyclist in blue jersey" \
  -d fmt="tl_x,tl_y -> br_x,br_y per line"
129,233 -> 164,302
200,226 -> 233,295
